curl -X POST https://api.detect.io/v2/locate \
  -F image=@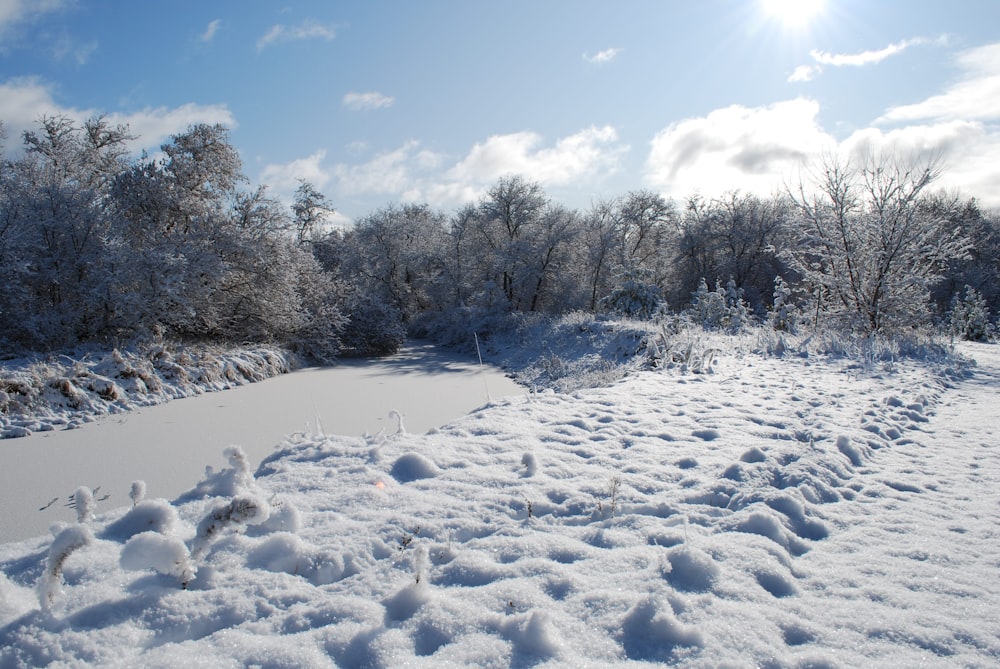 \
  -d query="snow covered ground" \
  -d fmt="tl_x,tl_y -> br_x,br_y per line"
0,335 -> 998,667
